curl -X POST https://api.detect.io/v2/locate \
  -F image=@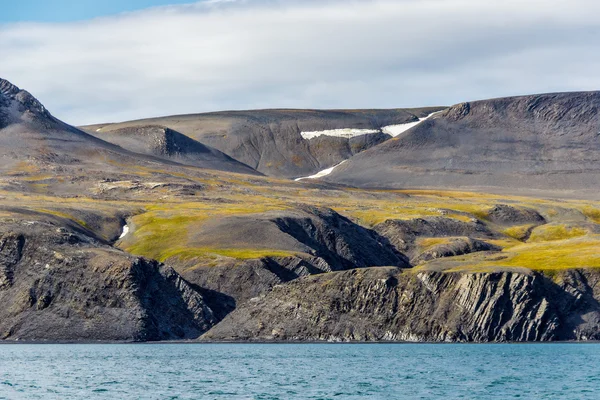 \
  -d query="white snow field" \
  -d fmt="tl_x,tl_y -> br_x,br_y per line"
295,161 -> 347,181
119,224 -> 130,239
381,111 -> 442,137
300,128 -> 379,140
295,111 -> 443,181
300,111 -> 442,140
